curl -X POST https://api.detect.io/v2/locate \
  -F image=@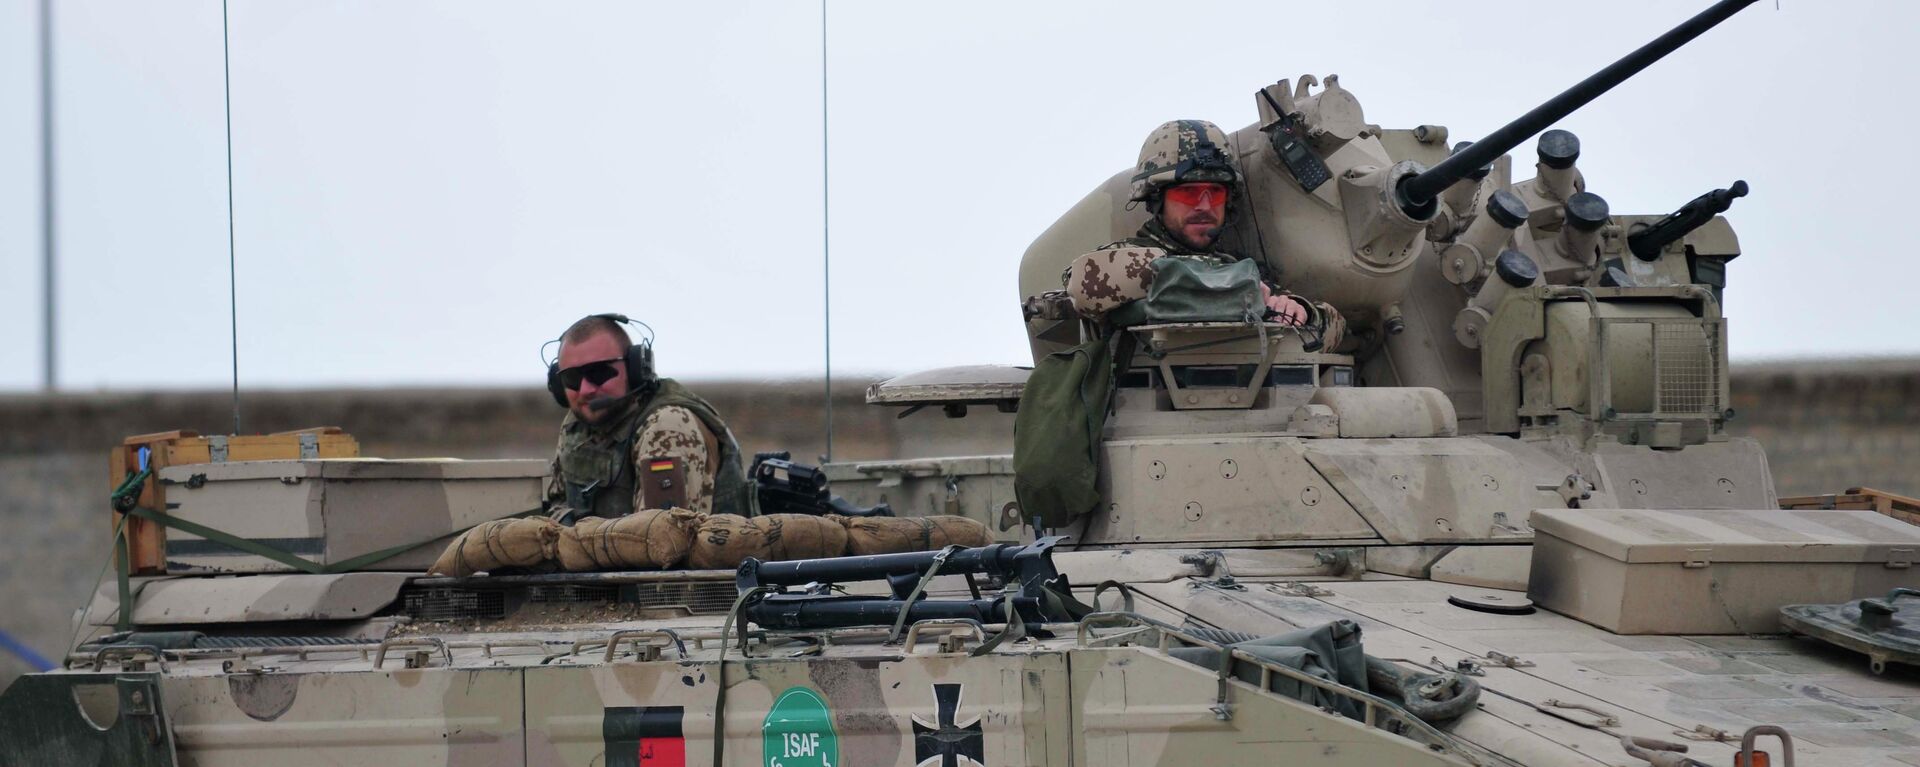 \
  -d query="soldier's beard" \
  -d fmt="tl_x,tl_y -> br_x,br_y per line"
574,401 -> 608,423
574,393 -> 627,424
1176,216 -> 1219,249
